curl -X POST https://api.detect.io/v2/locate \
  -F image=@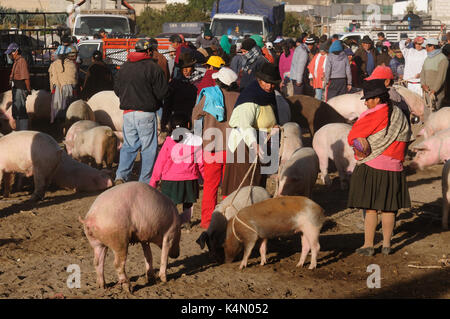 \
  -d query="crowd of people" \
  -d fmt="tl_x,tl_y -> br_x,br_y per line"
5,26 -> 450,256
